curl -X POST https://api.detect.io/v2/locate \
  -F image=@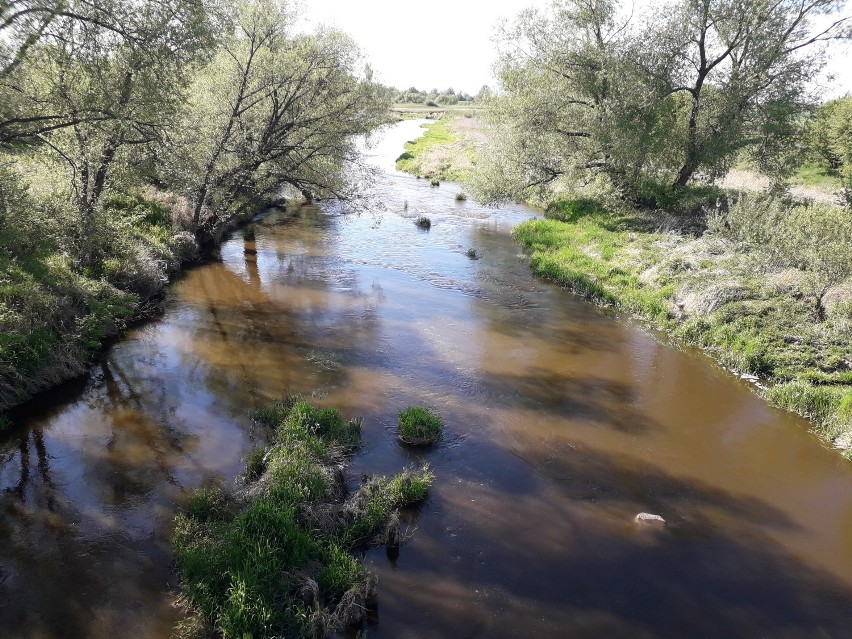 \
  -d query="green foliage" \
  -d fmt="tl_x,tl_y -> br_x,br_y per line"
805,96 -> 852,203
397,406 -> 442,445
386,466 -> 433,504
285,401 -> 361,450
243,449 -> 267,482
0,0 -> 391,412
395,119 -> 473,182
169,1 -> 392,234
715,194 -> 852,317
183,487 -> 229,523
476,0 -> 849,205
173,398 -> 433,637
251,393 -> 304,428
807,97 -> 852,171
766,382 -> 852,449
342,466 -> 434,546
